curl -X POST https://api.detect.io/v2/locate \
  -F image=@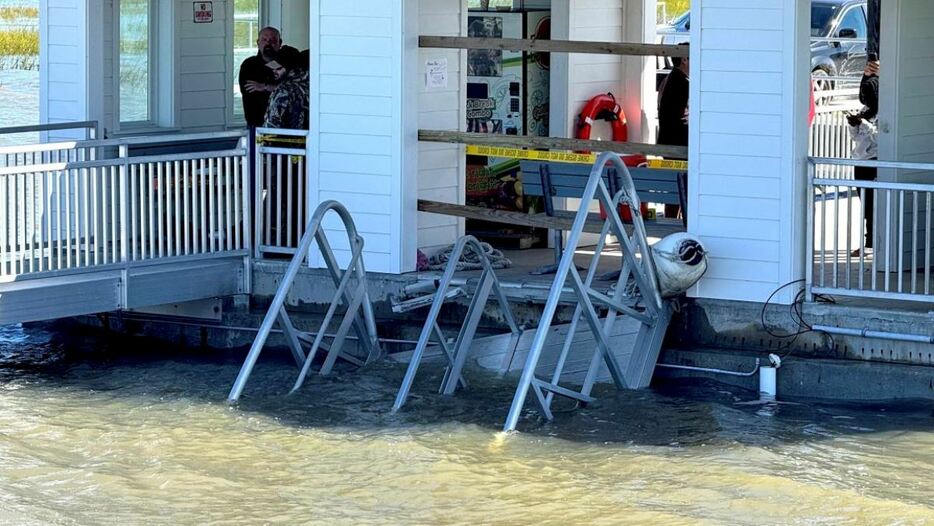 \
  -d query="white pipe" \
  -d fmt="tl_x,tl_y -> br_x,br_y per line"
656,358 -> 760,377
812,324 -> 934,344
